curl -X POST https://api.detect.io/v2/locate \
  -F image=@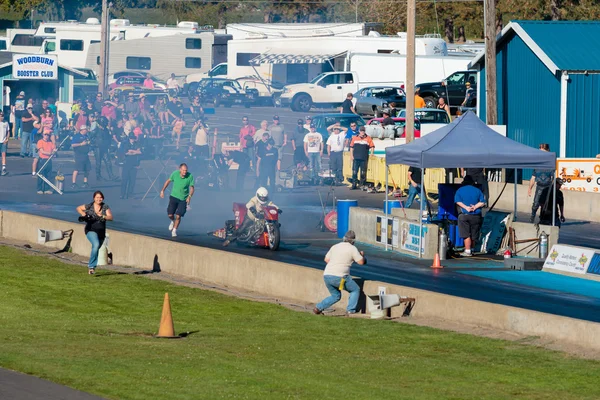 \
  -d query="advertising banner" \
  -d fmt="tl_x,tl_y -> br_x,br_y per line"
376,216 -> 398,247
399,221 -> 427,254
543,245 -> 596,274
557,158 -> 600,193
12,54 -> 58,80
